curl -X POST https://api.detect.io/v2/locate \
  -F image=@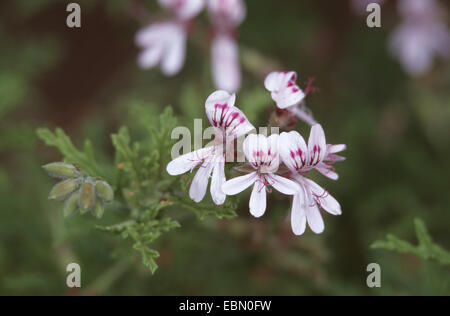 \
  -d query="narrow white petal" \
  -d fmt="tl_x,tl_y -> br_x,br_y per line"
189,162 -> 214,202
315,163 -> 339,181
291,193 -> 307,235
210,162 -> 226,205
211,34 -> 241,93
166,147 -> 212,175
328,144 -> 346,154
306,179 -> 342,215
249,181 -> 267,218
308,124 -> 327,165
279,131 -> 308,172
161,27 -> 186,76
267,174 -> 299,195
306,203 -> 325,234
222,172 -> 257,195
